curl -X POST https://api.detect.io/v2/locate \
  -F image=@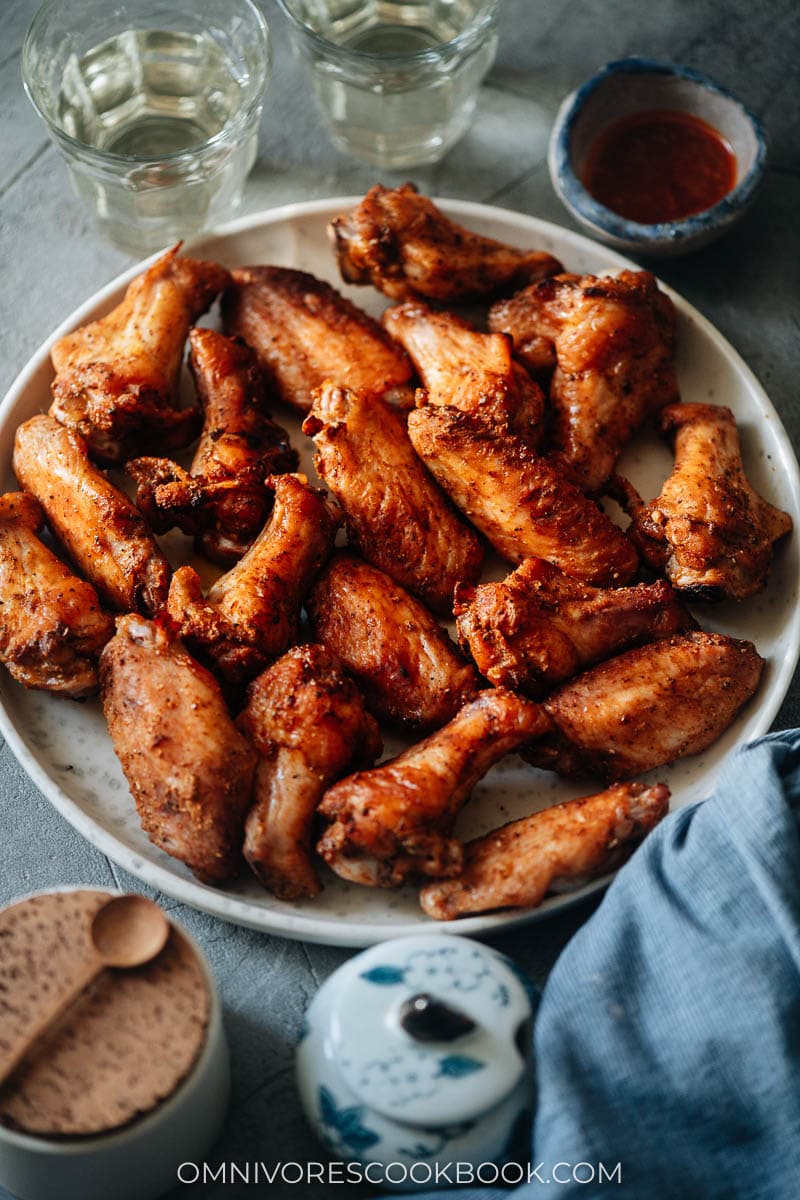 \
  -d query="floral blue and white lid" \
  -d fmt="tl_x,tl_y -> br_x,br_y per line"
328,935 -> 533,1128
